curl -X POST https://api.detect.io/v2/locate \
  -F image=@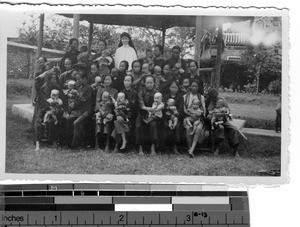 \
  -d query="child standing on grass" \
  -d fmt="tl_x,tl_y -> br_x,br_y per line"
43,89 -> 64,125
